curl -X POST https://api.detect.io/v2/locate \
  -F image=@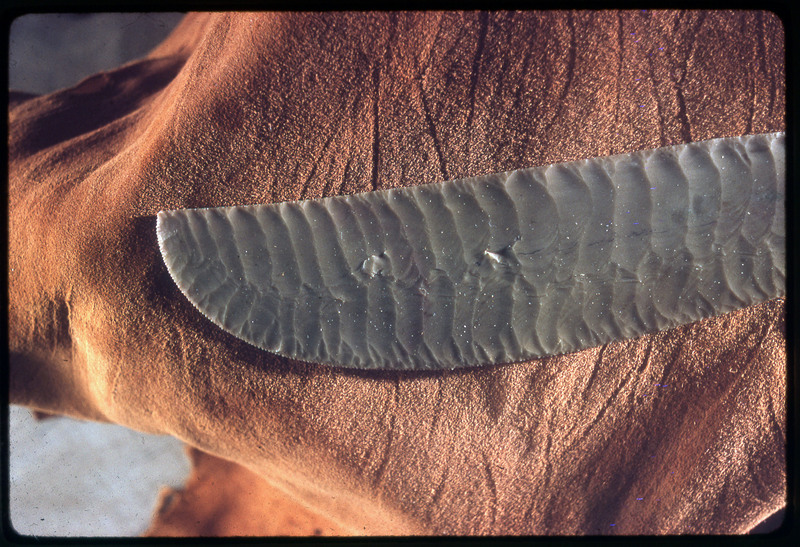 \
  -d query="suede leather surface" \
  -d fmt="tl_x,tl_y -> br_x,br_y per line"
8,11 -> 786,534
